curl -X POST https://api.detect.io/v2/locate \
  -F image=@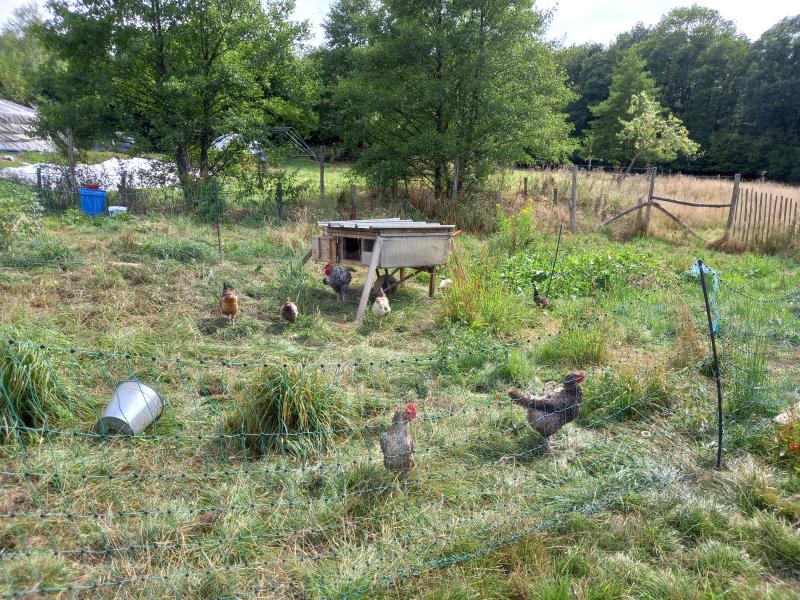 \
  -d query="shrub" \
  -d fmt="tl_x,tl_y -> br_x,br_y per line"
230,364 -> 355,457
0,180 -> 42,248
495,202 -> 538,255
0,342 -> 90,442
